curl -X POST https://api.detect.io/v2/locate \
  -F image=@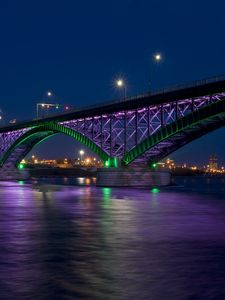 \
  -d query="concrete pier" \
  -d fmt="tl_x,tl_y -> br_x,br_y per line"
0,167 -> 29,181
96,167 -> 171,187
